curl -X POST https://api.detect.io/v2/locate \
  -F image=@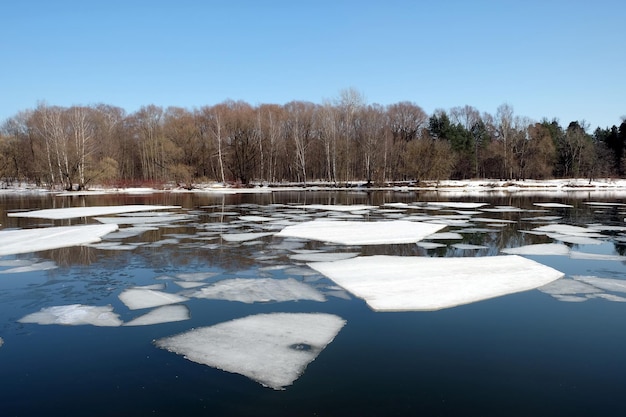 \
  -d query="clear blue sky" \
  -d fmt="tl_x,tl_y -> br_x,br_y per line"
1,0 -> 624,130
